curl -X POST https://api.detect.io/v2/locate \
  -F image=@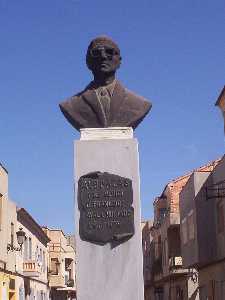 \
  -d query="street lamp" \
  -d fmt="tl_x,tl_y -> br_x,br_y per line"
7,228 -> 26,252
